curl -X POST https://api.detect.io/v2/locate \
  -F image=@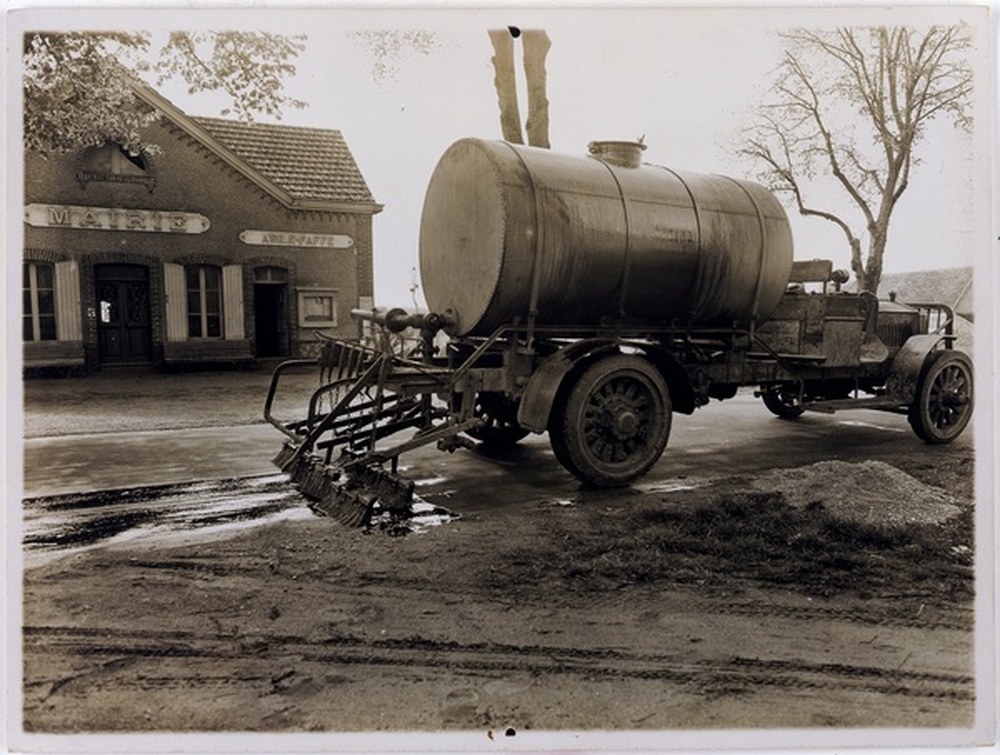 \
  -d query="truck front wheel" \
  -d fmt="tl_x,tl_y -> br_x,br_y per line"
549,355 -> 671,487
908,350 -> 974,444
